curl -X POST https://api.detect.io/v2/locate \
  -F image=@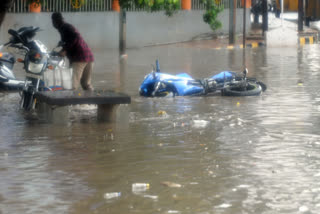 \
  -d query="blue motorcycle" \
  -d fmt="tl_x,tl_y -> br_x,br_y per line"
139,60 -> 266,97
